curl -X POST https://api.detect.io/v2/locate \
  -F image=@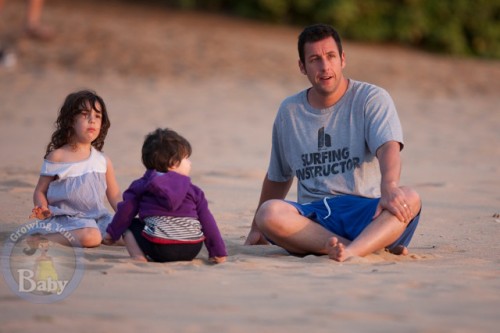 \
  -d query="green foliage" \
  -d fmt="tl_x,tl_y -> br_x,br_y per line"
152,0 -> 500,58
